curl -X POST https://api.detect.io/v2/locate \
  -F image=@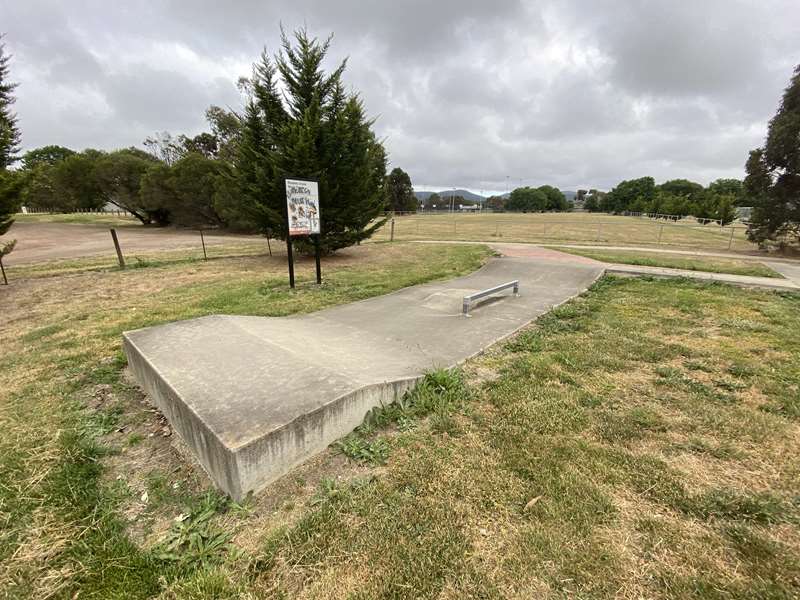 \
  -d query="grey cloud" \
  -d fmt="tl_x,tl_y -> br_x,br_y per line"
103,69 -> 240,131
1,0 -> 798,192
